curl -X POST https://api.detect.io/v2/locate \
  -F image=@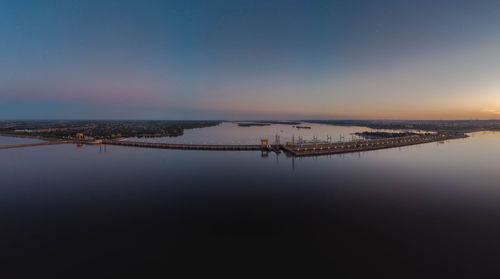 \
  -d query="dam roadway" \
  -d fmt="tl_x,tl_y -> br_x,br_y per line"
0,133 -> 463,156
281,133 -> 462,157
101,133 -> 462,156
101,140 -> 265,150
